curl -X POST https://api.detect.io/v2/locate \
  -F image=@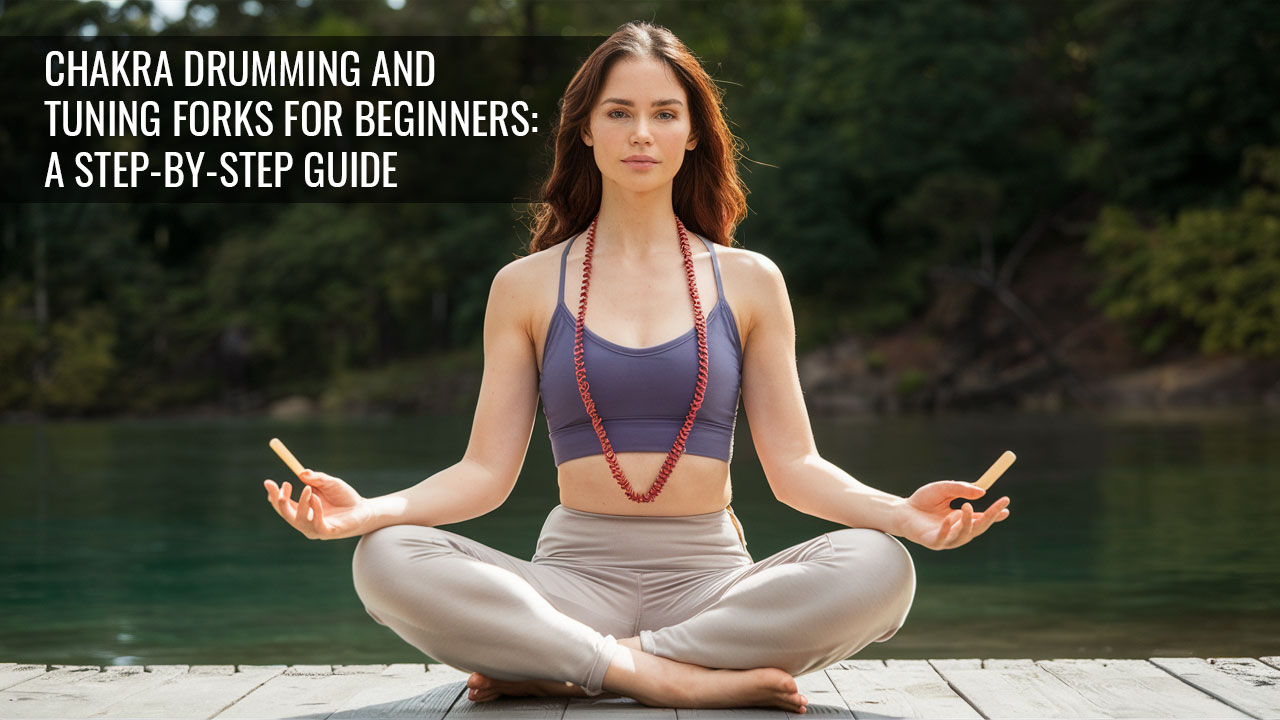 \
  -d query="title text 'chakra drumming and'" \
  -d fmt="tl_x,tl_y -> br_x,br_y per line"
45,49 -> 435,88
